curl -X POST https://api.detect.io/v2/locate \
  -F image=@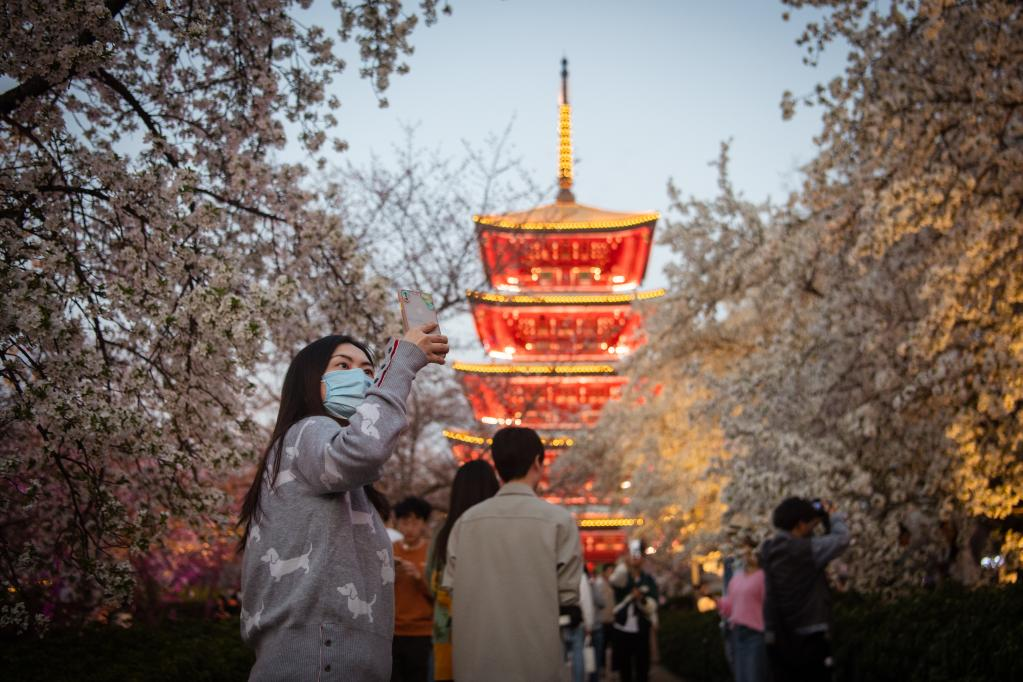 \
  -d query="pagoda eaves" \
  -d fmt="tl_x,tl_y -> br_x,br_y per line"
468,289 -> 665,361
453,364 -> 627,430
477,212 -> 656,293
